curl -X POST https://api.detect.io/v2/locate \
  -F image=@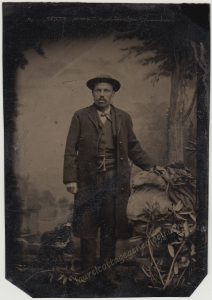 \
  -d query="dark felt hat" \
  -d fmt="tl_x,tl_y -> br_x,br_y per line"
86,75 -> 121,92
